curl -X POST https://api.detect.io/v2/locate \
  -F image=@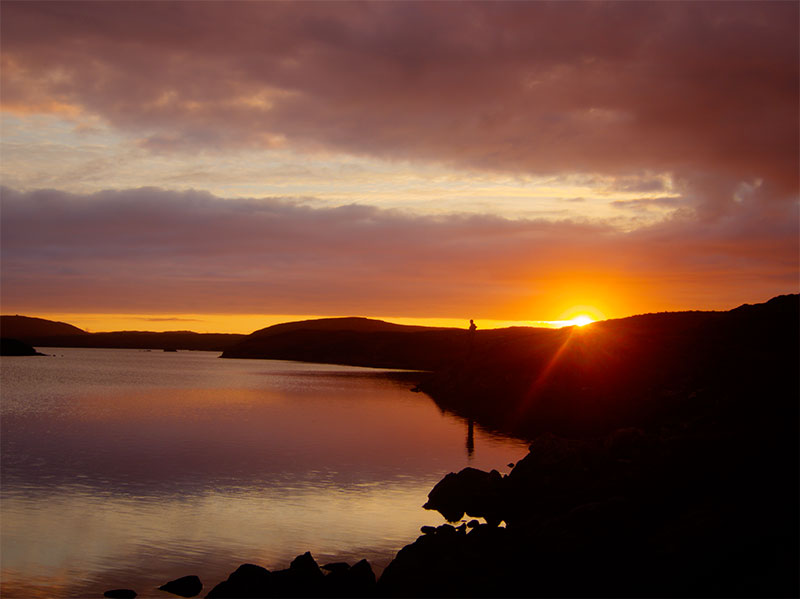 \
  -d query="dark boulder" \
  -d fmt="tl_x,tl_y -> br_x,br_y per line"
205,563 -> 271,598
158,574 -> 202,597
289,551 -> 323,581
206,554 -> 328,598
104,590 -> 137,599
323,559 -> 376,598
265,552 -> 324,597
423,467 -> 504,524
347,559 -> 376,588
379,522 -> 514,597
